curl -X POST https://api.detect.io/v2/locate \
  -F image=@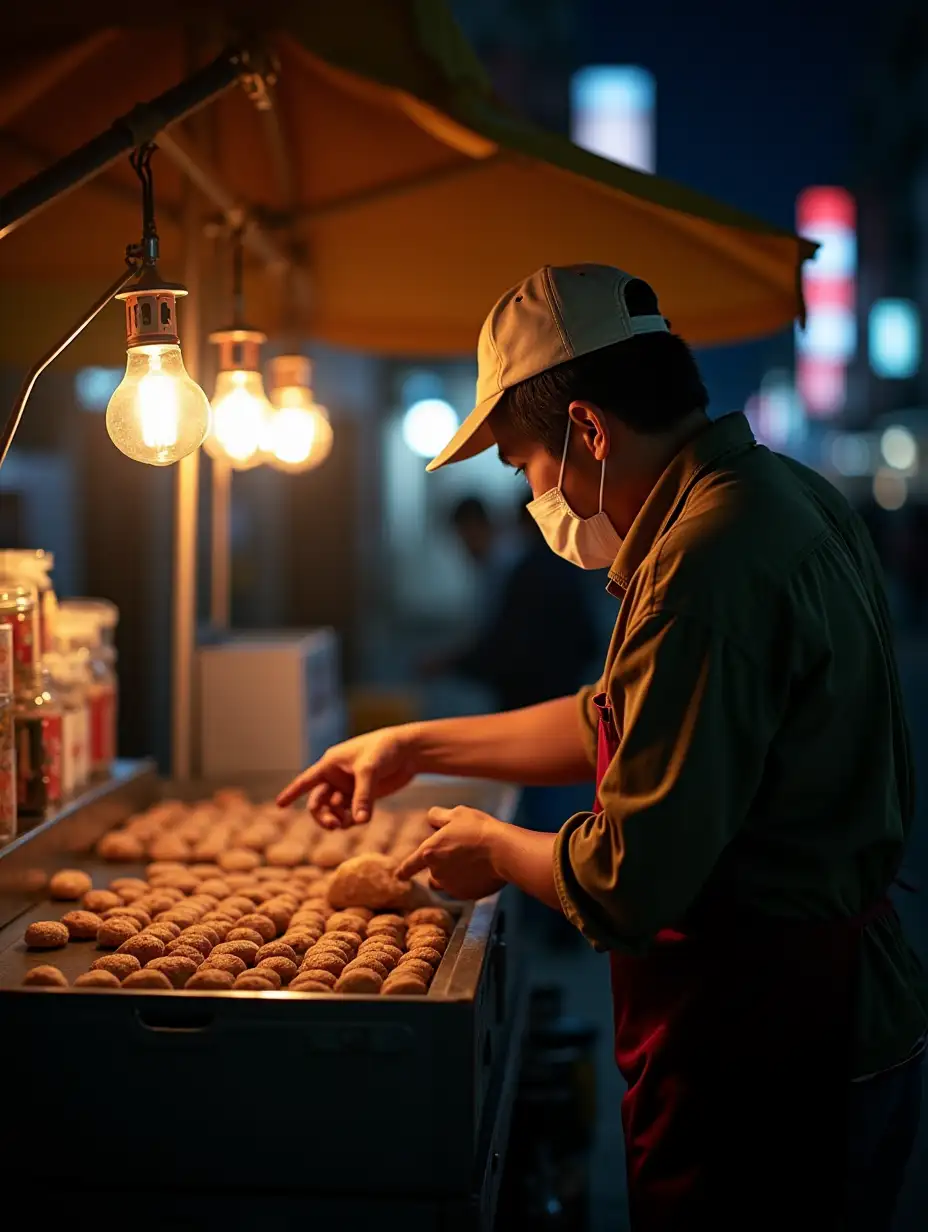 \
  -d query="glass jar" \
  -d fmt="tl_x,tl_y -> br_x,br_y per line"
44,641 -> 91,797
0,550 -> 57,661
0,625 -> 16,844
0,585 -> 63,815
57,603 -> 118,777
